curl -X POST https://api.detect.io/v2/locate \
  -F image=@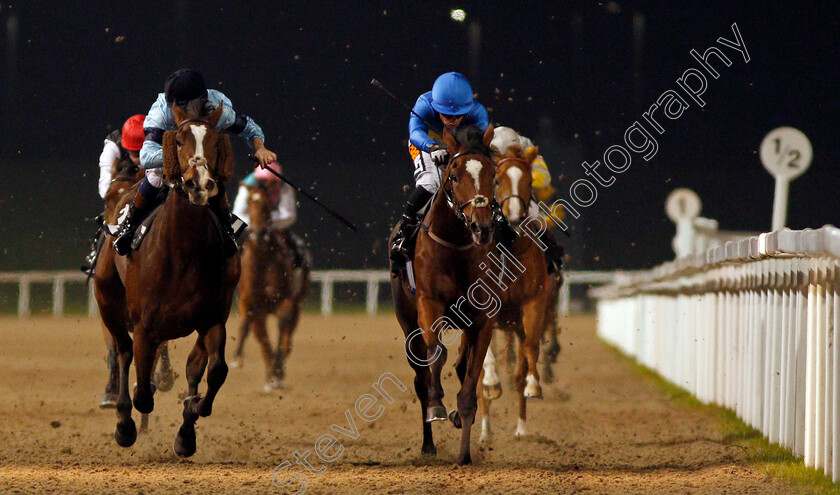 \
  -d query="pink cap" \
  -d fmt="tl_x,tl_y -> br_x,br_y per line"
254,161 -> 282,181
